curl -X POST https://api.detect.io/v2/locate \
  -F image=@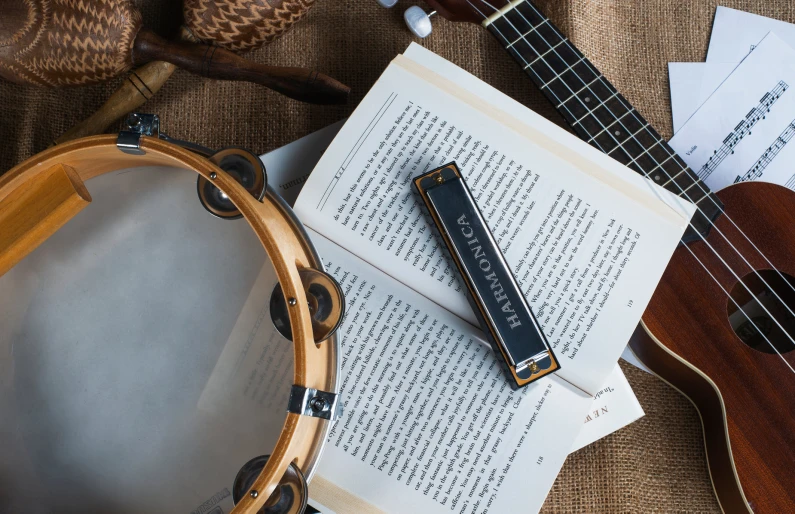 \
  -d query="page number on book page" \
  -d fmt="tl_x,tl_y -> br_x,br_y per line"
627,299 -> 634,308
537,456 -> 544,465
